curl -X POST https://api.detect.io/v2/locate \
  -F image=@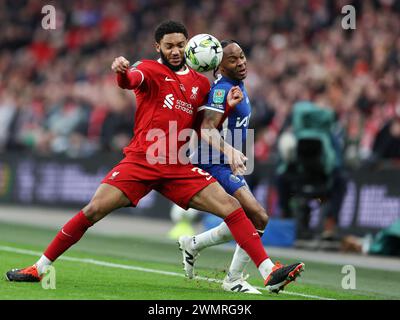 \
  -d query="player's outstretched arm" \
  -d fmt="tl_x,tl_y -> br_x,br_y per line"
200,108 -> 248,175
111,56 -> 144,90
